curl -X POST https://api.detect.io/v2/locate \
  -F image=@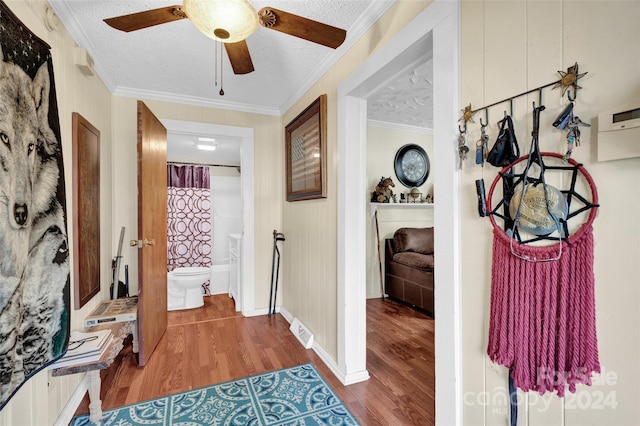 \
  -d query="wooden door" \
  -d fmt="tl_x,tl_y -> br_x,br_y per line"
136,101 -> 168,366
